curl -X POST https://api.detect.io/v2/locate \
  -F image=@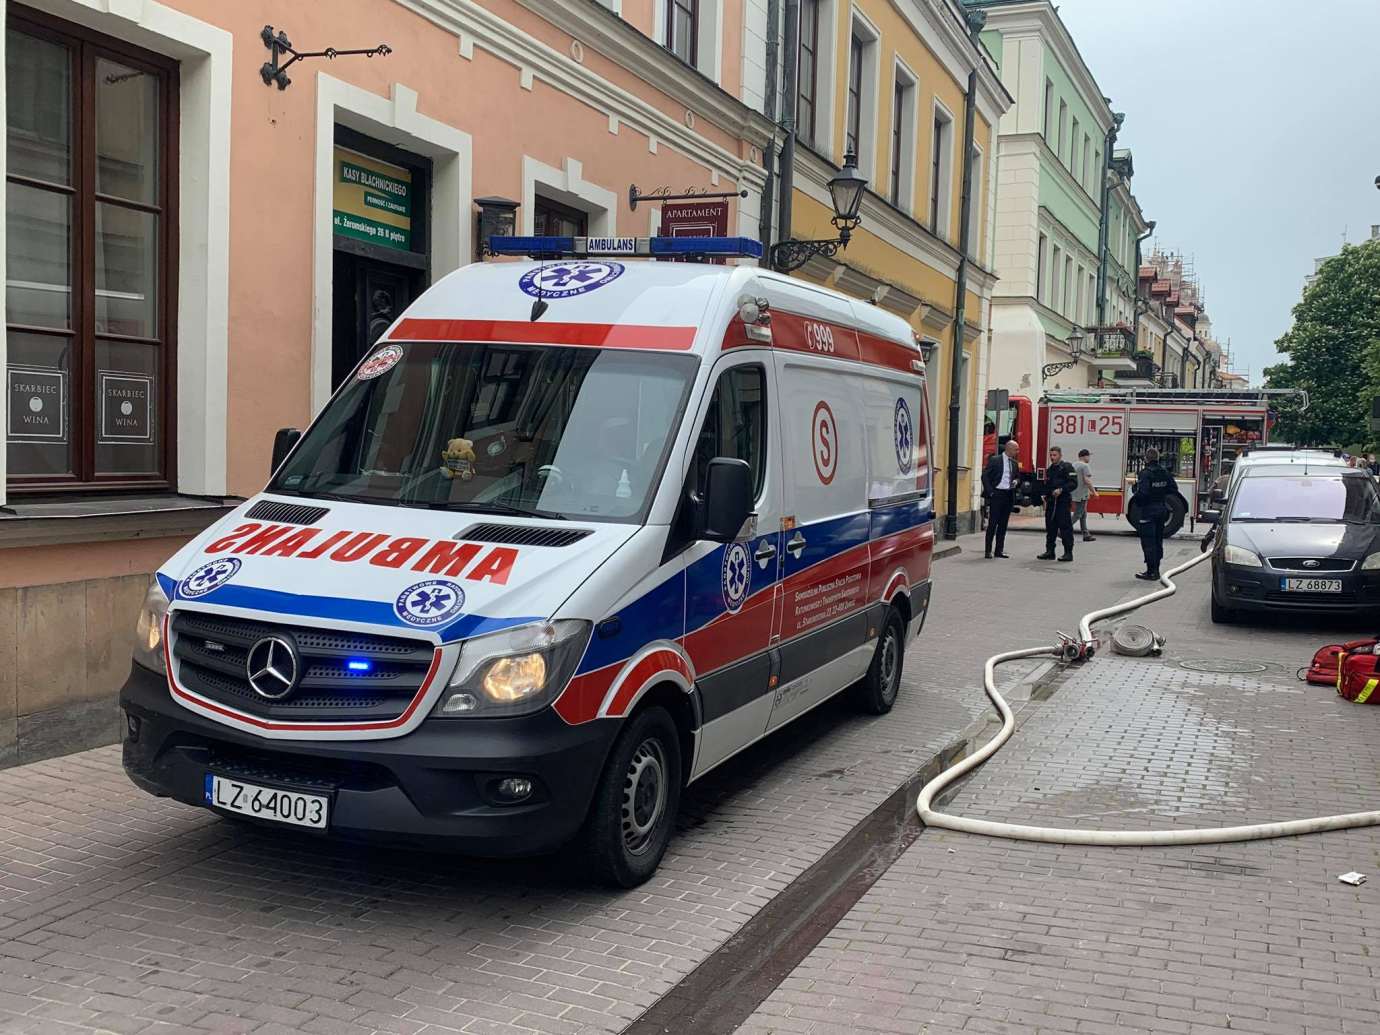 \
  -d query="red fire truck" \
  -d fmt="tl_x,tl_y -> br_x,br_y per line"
984,388 -> 1307,531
